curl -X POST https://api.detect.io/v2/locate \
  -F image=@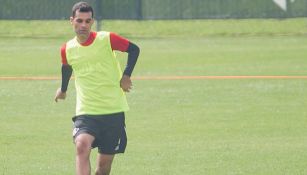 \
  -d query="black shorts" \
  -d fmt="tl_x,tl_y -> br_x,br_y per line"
72,112 -> 127,155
